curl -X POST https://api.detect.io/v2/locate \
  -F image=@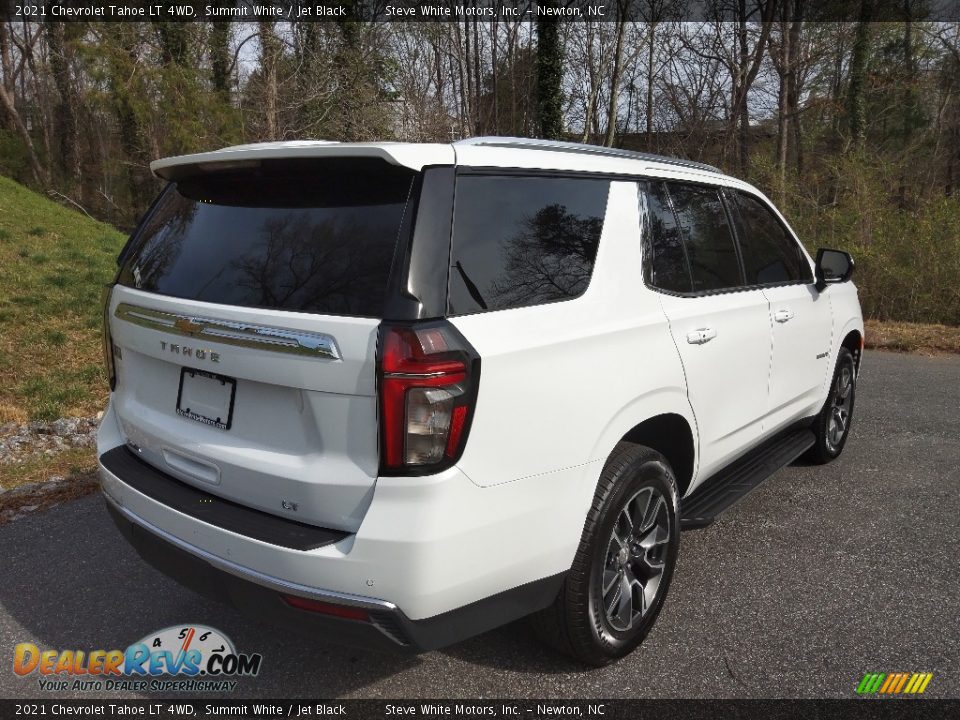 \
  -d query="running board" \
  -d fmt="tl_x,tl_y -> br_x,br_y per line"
680,428 -> 815,530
